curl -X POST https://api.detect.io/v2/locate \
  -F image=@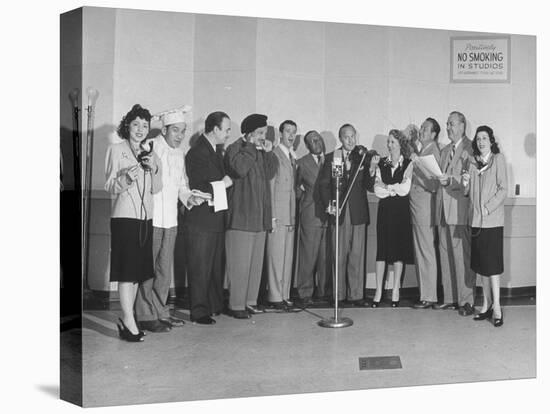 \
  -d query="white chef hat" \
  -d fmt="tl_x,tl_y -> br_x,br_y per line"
154,105 -> 192,127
